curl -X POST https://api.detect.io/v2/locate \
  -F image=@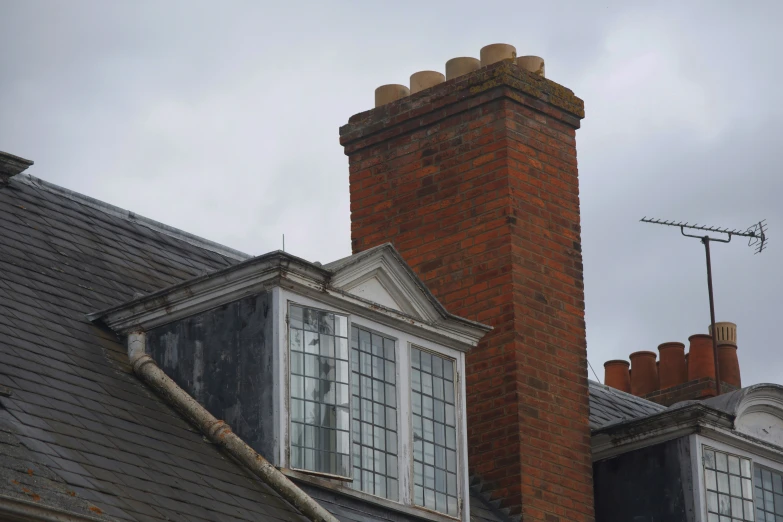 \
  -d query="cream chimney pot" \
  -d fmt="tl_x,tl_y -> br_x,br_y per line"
374,84 -> 411,108
480,43 -> 517,67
